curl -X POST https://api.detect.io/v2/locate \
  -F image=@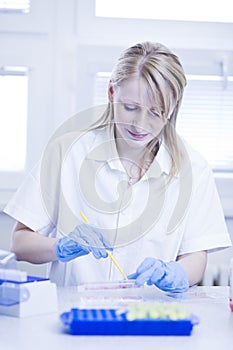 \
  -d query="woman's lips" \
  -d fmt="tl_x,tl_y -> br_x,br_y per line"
127,129 -> 148,140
